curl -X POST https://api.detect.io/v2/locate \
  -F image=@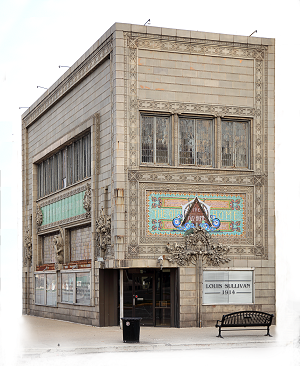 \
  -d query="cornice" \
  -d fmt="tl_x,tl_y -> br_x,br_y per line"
23,36 -> 113,128
125,32 -> 267,60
